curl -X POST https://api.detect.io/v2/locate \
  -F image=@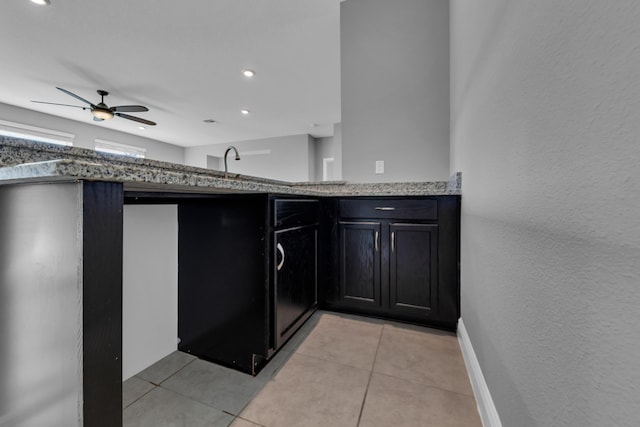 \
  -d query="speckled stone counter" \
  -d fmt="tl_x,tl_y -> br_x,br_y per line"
0,137 -> 461,196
